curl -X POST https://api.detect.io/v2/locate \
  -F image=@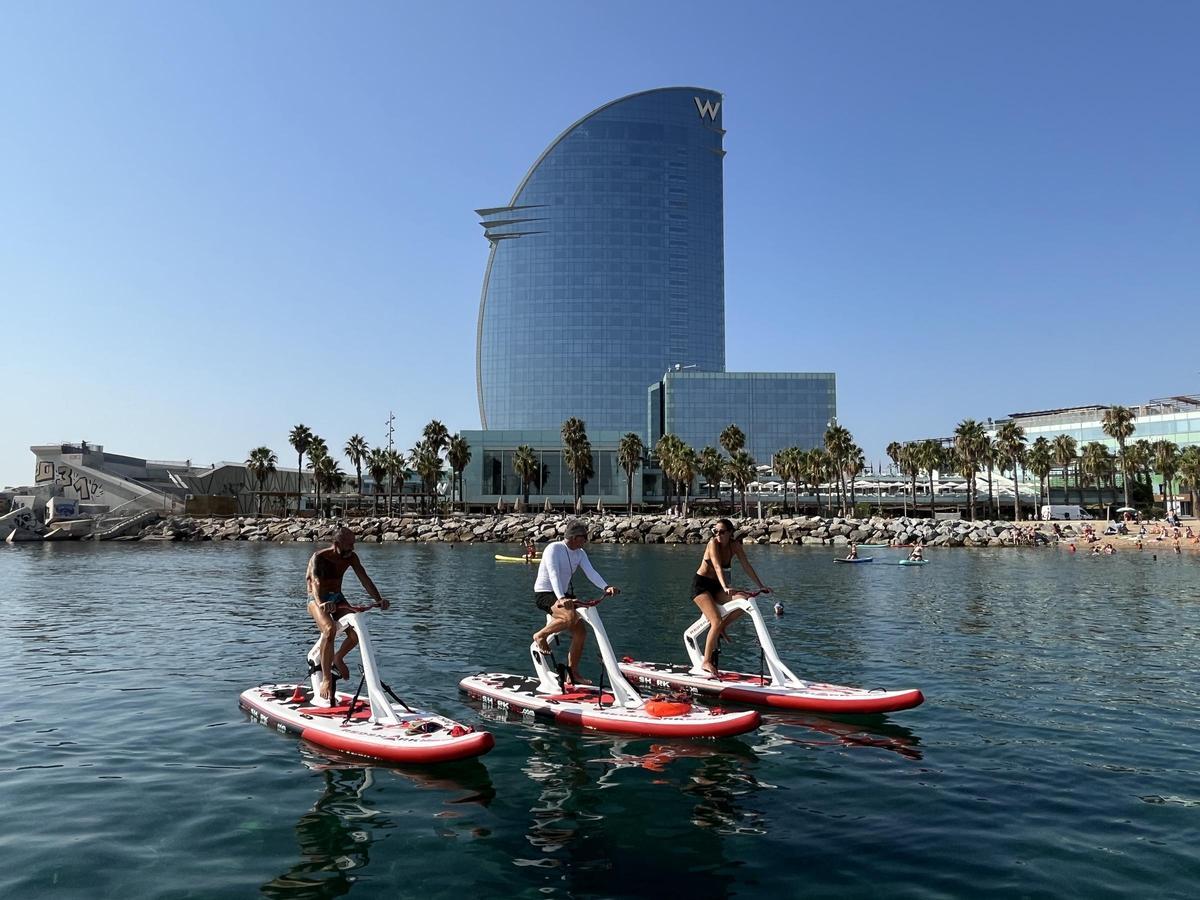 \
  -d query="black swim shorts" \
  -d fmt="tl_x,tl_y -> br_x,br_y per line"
535,591 -> 575,613
691,573 -> 723,599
